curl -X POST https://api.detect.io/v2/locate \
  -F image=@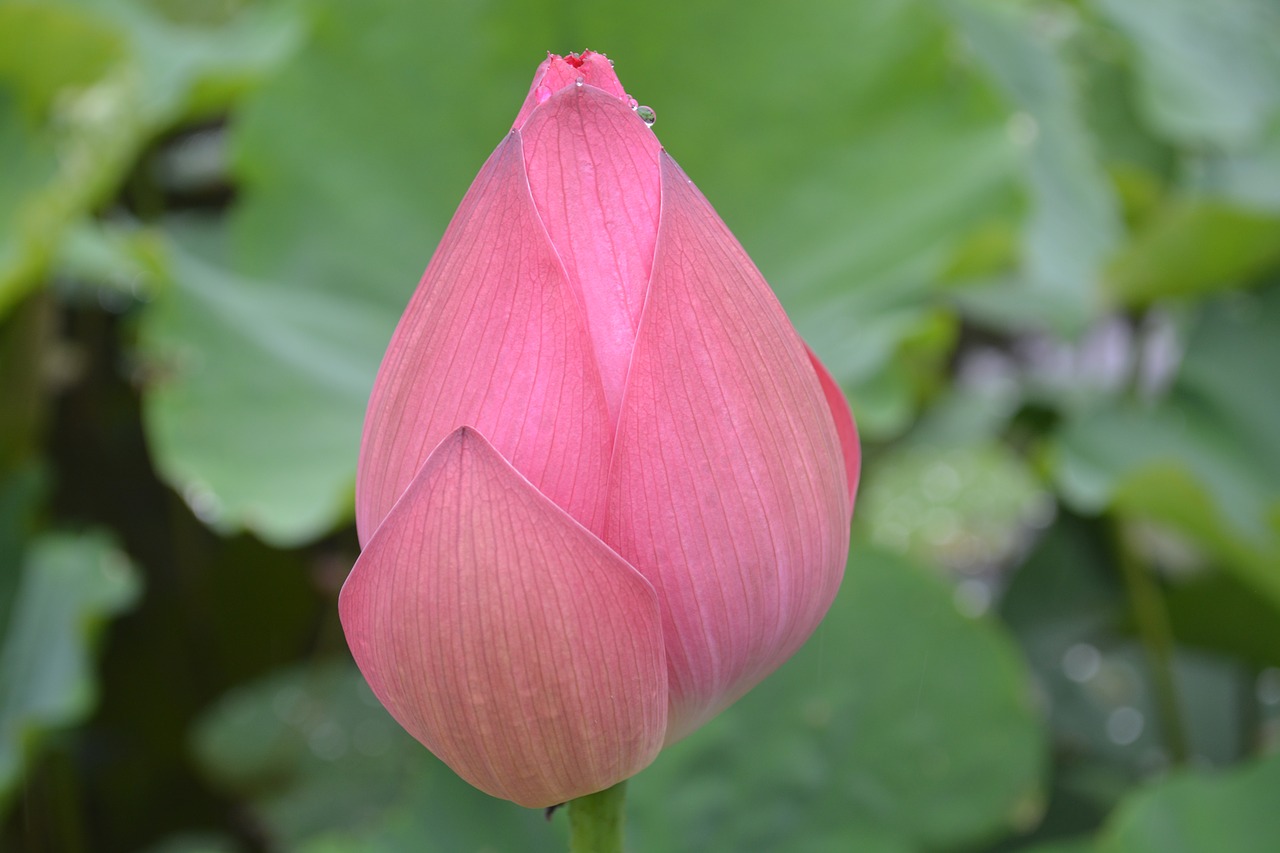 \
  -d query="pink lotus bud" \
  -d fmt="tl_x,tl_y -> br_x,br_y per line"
340,50 -> 860,808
